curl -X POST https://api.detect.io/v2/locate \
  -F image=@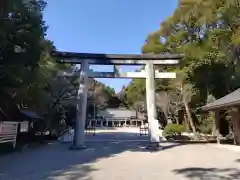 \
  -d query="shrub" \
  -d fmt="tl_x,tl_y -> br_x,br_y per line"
163,123 -> 185,138
197,114 -> 214,134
